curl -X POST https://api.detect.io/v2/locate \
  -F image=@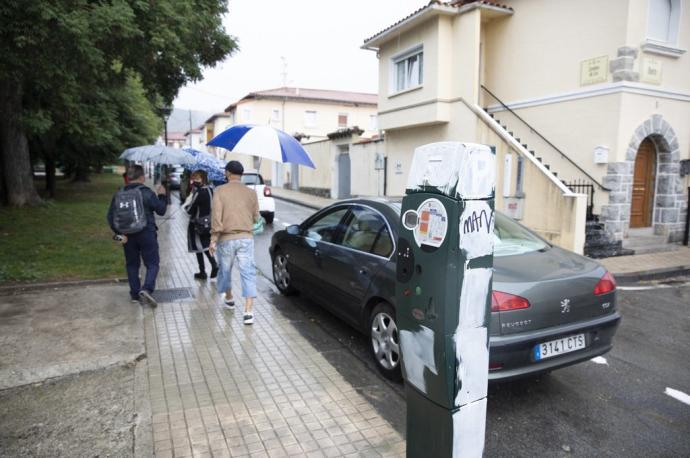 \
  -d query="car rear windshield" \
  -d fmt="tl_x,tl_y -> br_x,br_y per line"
493,212 -> 549,256
241,174 -> 264,185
